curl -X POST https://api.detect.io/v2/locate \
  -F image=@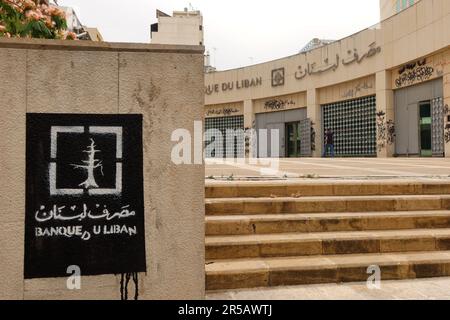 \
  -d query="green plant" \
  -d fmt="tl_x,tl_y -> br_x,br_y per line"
0,0 -> 74,39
